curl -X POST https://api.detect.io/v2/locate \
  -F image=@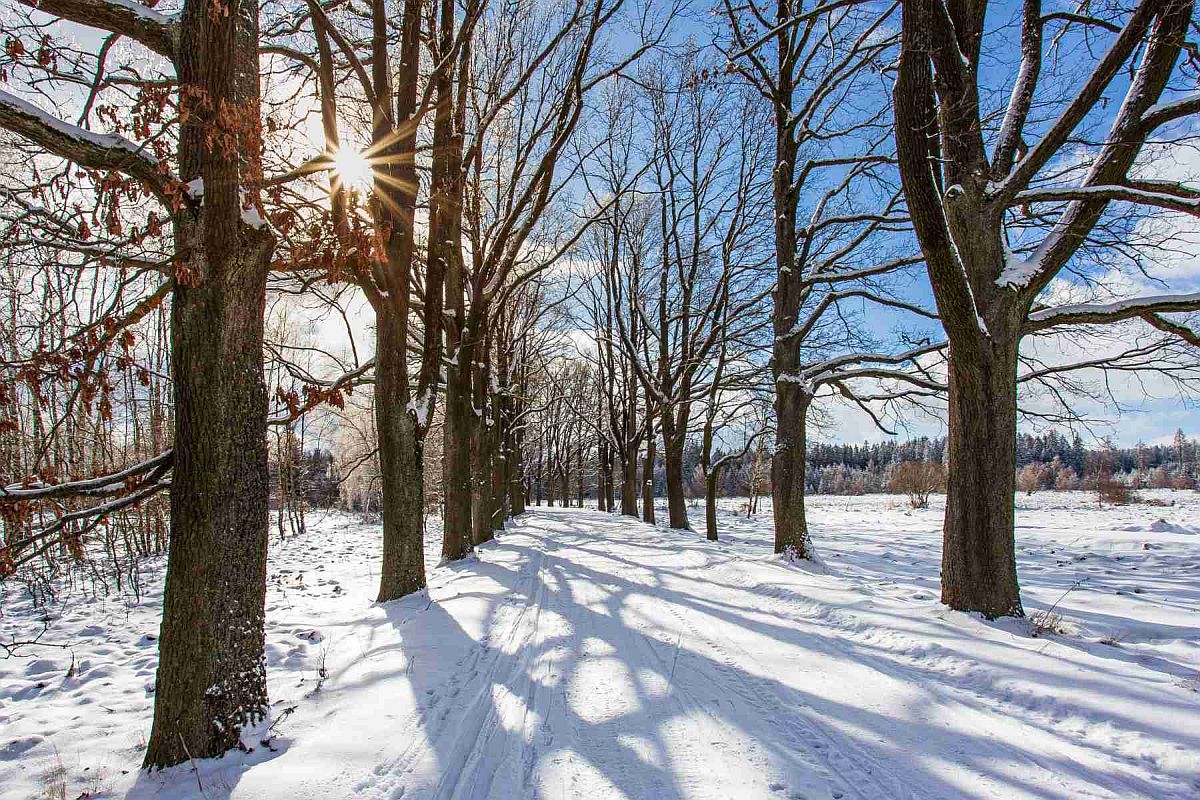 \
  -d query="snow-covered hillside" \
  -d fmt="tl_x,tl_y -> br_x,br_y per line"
2,492 -> 1199,799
